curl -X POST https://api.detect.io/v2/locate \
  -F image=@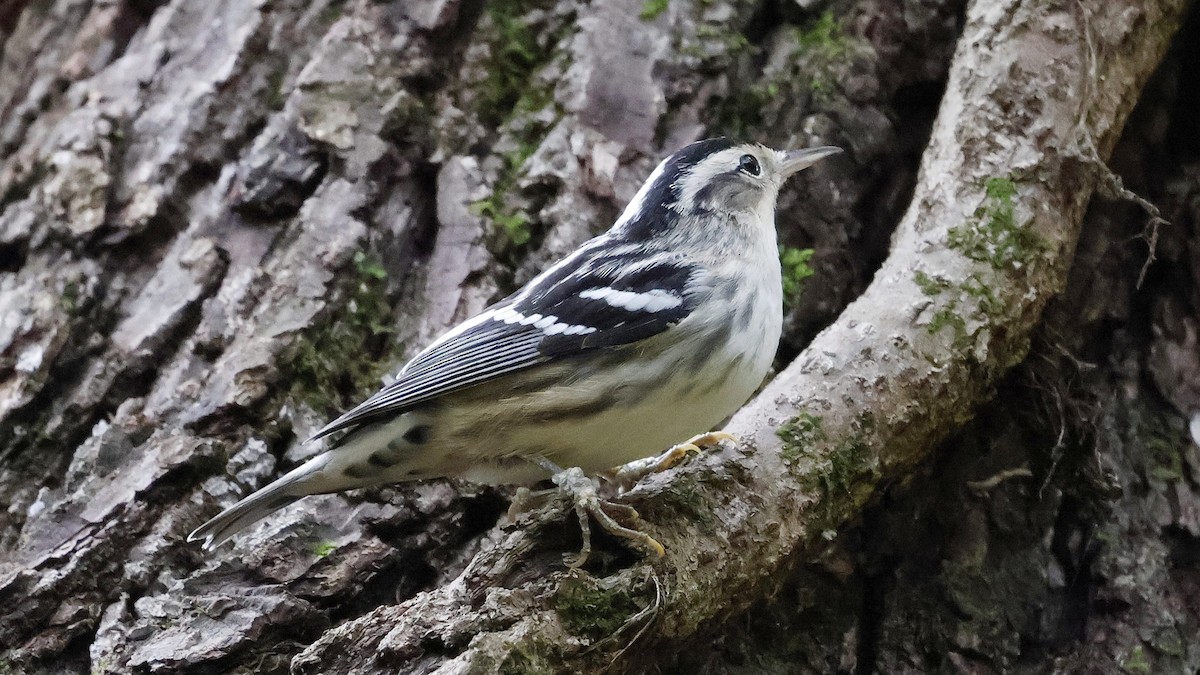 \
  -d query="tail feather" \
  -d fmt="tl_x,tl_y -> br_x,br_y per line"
189,413 -> 432,550
188,461 -> 321,550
